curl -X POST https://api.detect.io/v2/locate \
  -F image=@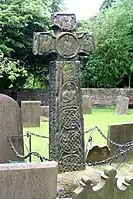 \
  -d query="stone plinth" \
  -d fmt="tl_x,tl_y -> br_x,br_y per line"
116,96 -> 129,115
0,94 -> 24,163
0,162 -> 57,199
82,95 -> 92,114
21,101 -> 41,127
